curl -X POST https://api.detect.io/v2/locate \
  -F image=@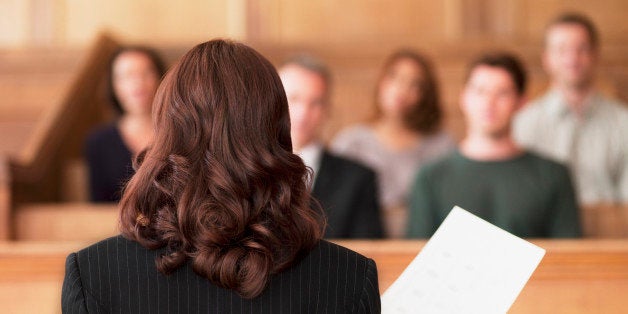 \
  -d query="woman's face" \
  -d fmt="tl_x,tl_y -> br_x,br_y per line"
112,51 -> 160,116
377,58 -> 424,119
